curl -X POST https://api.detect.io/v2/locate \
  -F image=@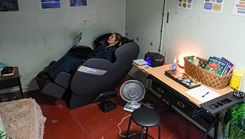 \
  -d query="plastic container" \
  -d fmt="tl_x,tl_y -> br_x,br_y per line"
229,69 -> 245,91
172,56 -> 177,71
